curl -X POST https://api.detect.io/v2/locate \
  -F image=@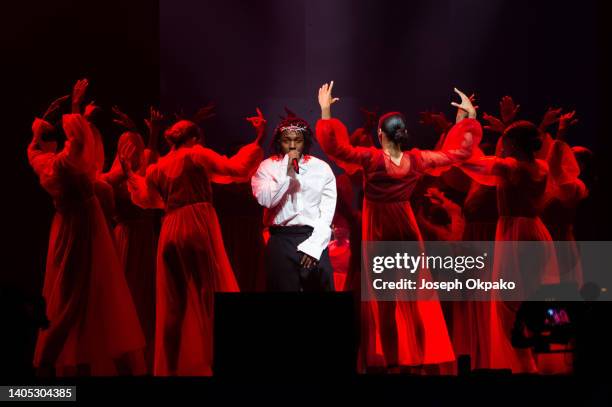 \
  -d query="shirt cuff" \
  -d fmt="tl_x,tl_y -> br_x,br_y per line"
297,222 -> 332,261
297,239 -> 324,261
